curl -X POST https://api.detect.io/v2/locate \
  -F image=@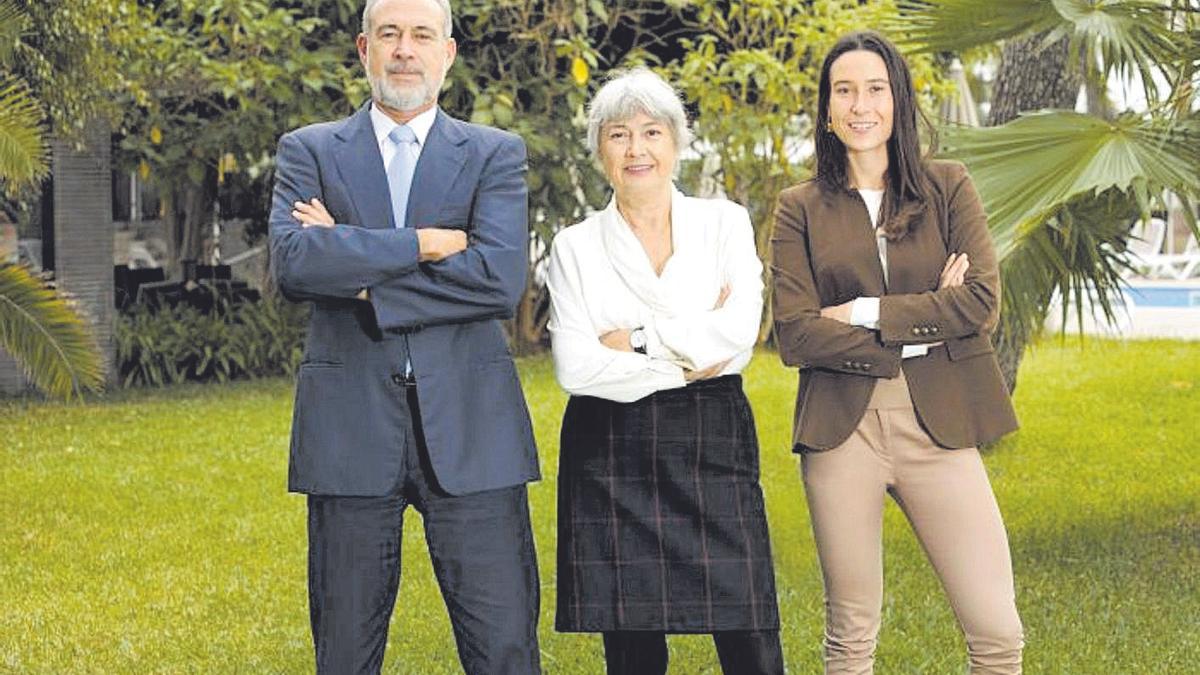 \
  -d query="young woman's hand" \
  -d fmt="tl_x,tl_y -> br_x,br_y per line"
939,252 -> 970,289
